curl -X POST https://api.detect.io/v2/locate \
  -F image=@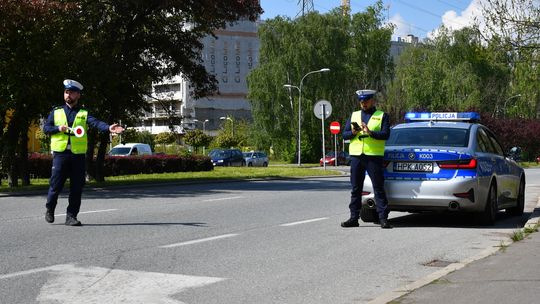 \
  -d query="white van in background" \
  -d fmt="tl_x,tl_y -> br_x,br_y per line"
108,143 -> 152,156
